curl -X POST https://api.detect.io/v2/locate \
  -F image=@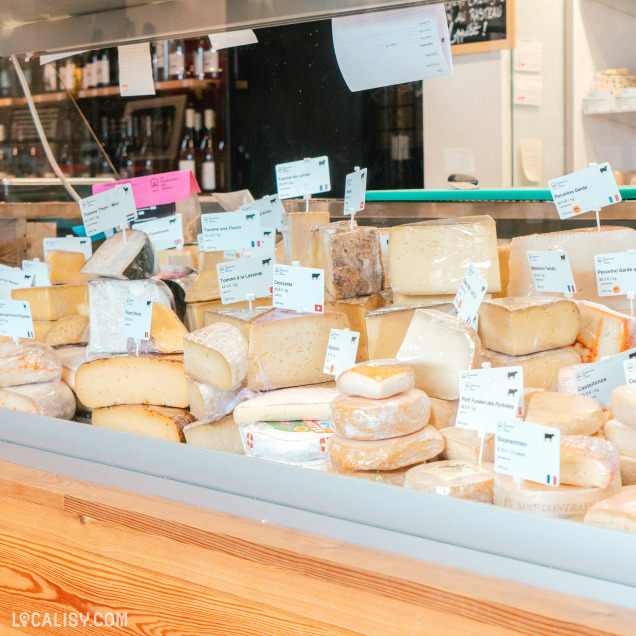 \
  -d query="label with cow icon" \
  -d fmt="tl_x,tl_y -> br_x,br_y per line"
122,295 -> 153,341
200,210 -> 262,252
574,347 -> 636,407
453,263 -> 488,329
323,329 -> 360,377
275,156 -> 331,199
495,419 -> 560,487
527,250 -> 577,294
272,264 -> 324,314
43,236 -> 92,260
132,213 -> 184,252
240,195 -> 285,232
456,366 -> 524,434
594,251 -> 636,297
79,184 -> 138,237
344,167 -> 367,215
0,265 -> 33,300
217,257 -> 274,305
